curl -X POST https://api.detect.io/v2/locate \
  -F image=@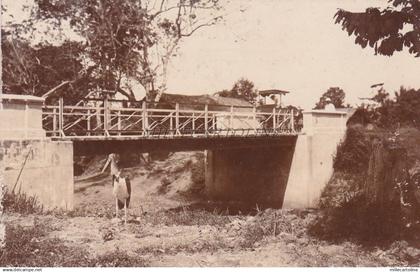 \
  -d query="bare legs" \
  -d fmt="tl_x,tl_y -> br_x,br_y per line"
115,198 -> 119,219
115,198 -> 128,224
